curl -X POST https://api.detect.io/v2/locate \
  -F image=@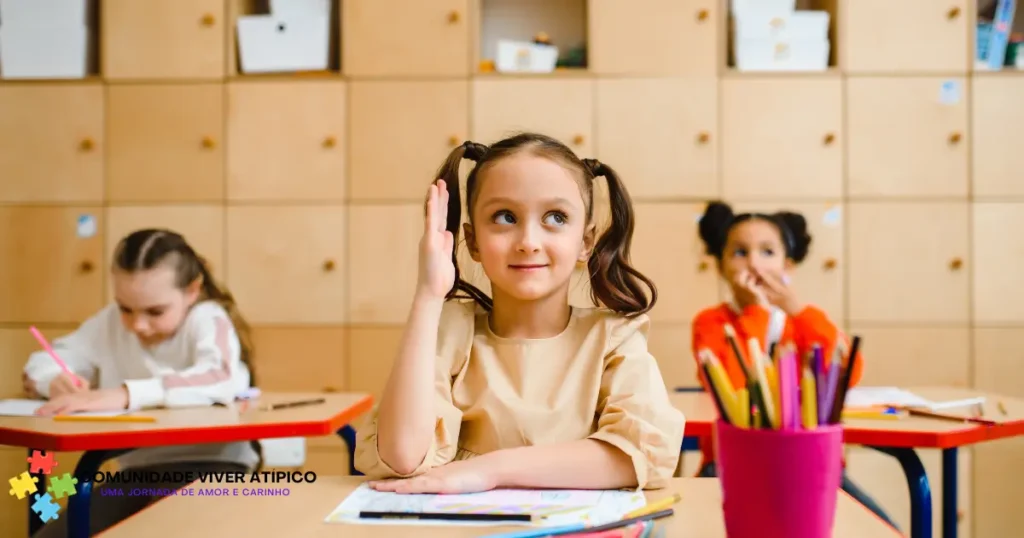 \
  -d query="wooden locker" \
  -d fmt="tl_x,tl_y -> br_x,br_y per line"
348,327 -> 404,400
250,327 -> 347,393
647,322 -> 699,392
972,203 -> 1024,325
842,0 -> 970,73
106,84 -> 225,203
972,76 -> 1024,198
471,78 -> 593,154
0,327 -> 77,398
844,326 -> 970,387
347,205 -> 420,324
